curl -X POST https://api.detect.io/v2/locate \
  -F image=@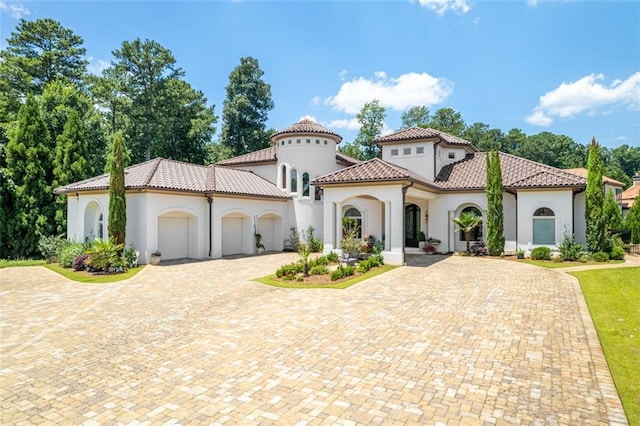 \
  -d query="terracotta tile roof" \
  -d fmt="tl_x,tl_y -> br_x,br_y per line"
54,158 -> 289,199
375,127 -> 478,150
565,168 -> 625,187
271,119 -> 342,142
312,158 -> 440,189
436,152 -> 586,190
215,145 -> 359,167
216,146 -> 277,166
621,182 -> 639,208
